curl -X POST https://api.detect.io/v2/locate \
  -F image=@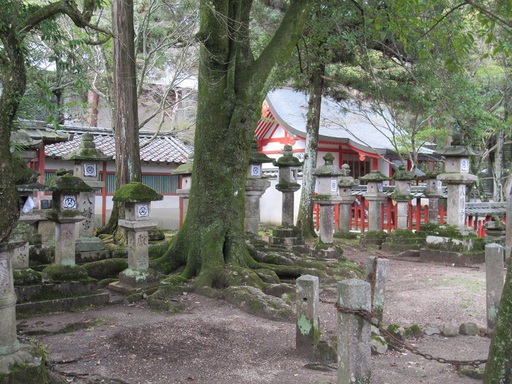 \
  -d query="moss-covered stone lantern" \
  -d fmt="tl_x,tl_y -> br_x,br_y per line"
359,170 -> 390,231
273,144 -> 302,227
338,164 -> 358,233
66,133 -> 110,257
172,153 -> 194,227
391,165 -> 415,229
312,153 -> 342,243
245,138 -> 273,234
435,134 -> 478,228
113,182 -> 163,287
269,145 -> 304,247
45,169 -> 93,267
